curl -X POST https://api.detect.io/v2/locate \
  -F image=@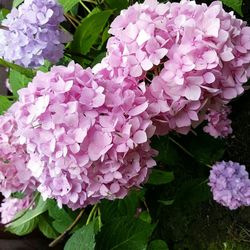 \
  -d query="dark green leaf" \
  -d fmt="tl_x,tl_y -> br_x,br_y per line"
139,211 -> 152,224
151,136 -> 180,166
105,0 -> 129,12
147,240 -> 169,250
0,96 -> 12,114
147,170 -> 174,185
95,216 -> 155,250
0,58 -> 35,78
47,199 -> 74,233
38,214 -> 58,239
185,133 -> 225,165
71,10 -> 113,55
9,69 -> 31,97
7,195 -> 48,236
58,0 -> 80,12
100,190 -> 142,223
91,52 -> 107,67
174,179 -> 210,206
221,0 -> 243,16
158,200 -> 174,206
64,220 -> 96,250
